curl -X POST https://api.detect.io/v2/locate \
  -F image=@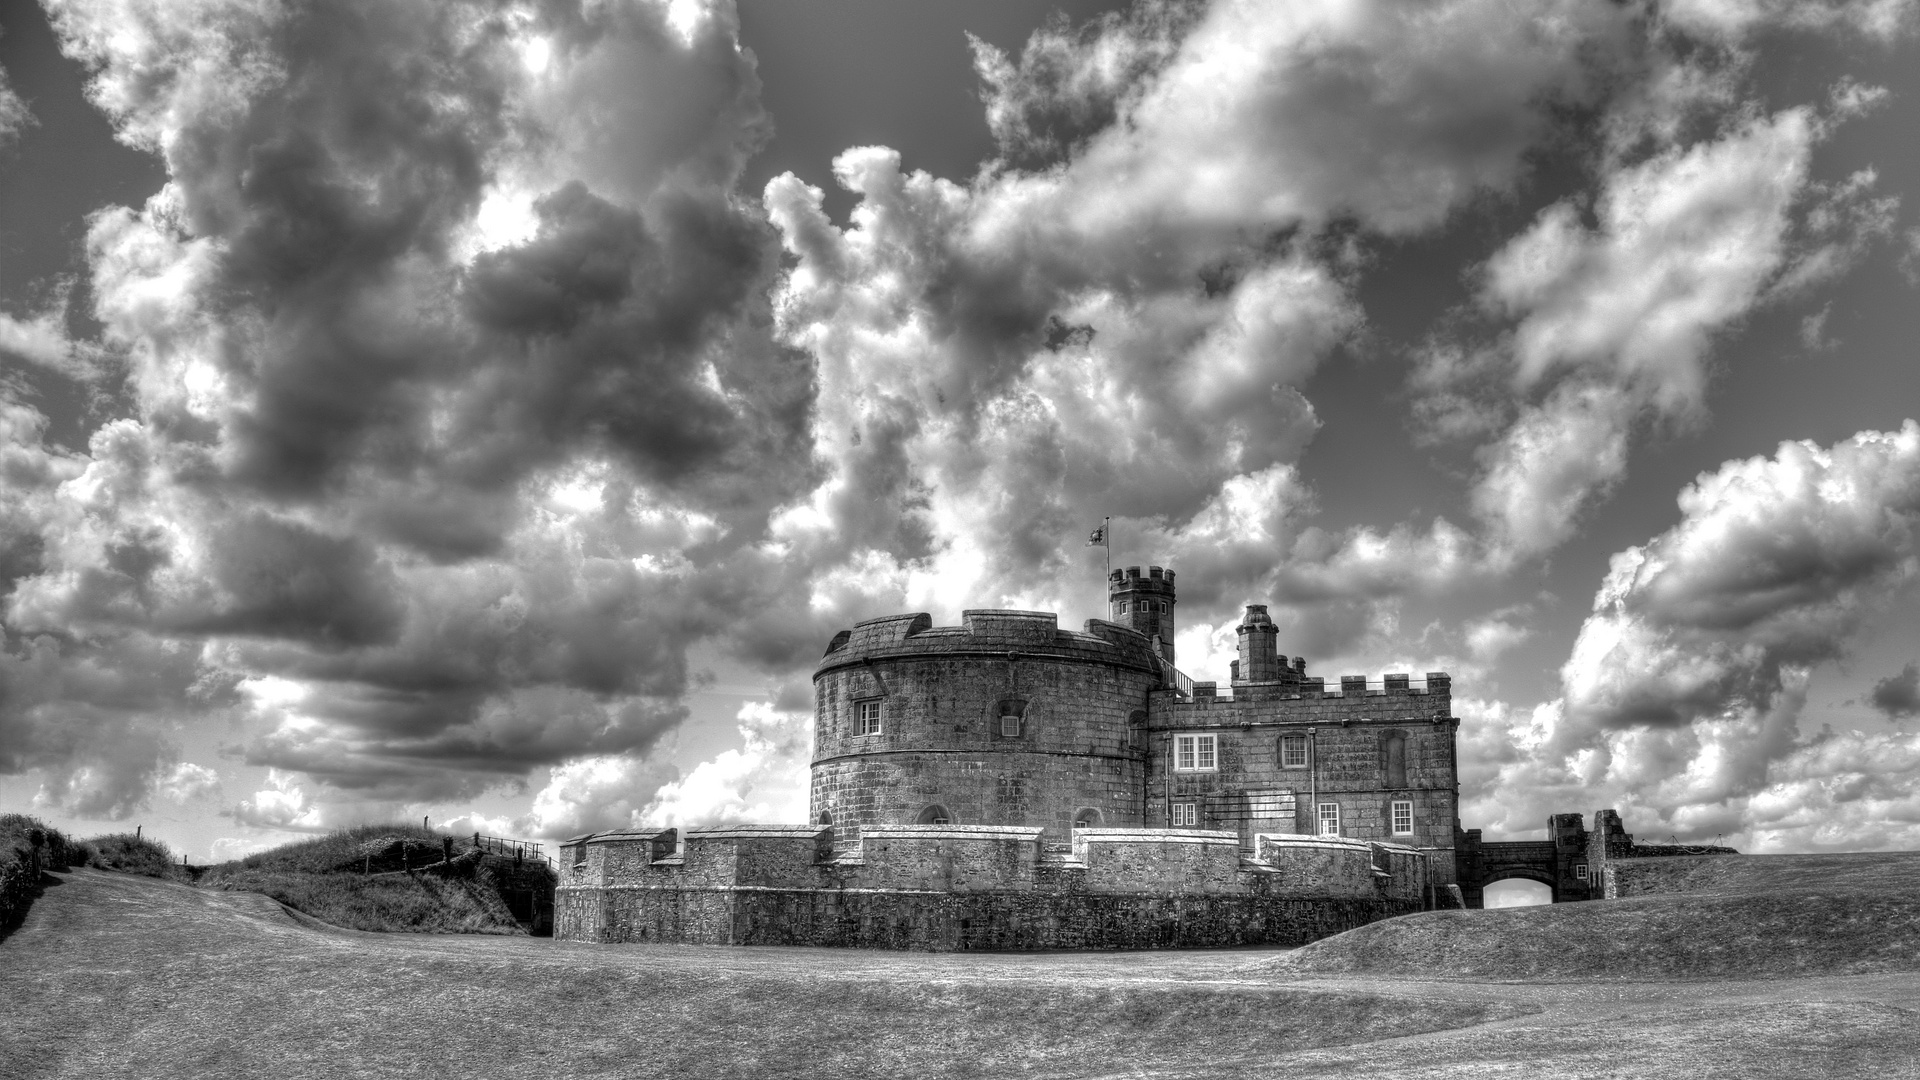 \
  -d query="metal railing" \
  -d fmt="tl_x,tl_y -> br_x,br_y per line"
467,832 -> 552,868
